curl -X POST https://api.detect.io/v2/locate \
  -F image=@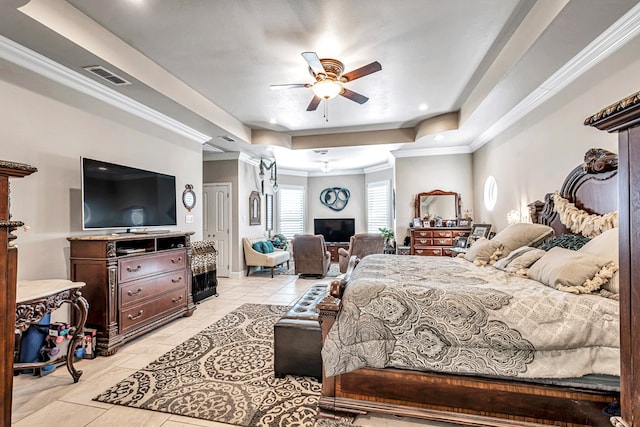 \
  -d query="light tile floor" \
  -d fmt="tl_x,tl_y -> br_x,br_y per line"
11,272 -> 457,427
